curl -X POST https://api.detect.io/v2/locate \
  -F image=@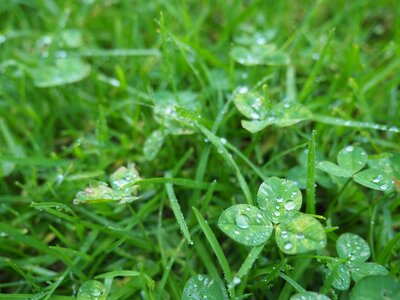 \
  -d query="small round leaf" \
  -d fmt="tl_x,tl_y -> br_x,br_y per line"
143,130 -> 166,161
326,262 -> 351,291
317,161 -> 353,178
290,291 -> 331,300
337,146 -> 368,174
351,262 -> 389,283
77,280 -> 106,300
232,88 -> 269,120
353,169 -> 394,191
275,213 -> 327,254
336,233 -> 370,267
218,204 -> 273,246
182,274 -> 228,300
257,177 -> 302,223
350,275 -> 400,300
